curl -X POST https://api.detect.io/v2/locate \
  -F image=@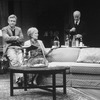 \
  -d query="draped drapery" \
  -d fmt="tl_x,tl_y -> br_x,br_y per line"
0,0 -> 8,29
